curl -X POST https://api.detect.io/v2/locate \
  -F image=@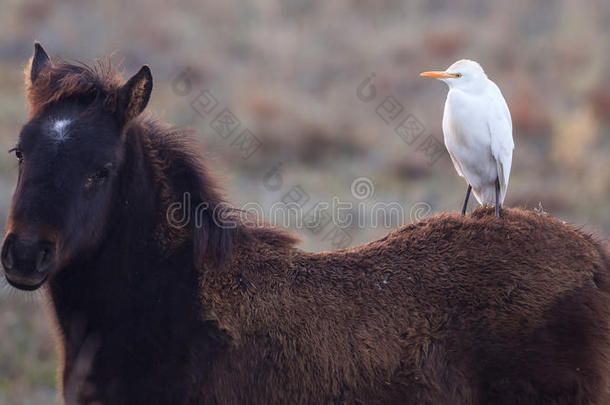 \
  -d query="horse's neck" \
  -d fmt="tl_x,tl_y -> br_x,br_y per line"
48,239 -> 200,403
47,208 -> 201,405
48,241 -> 195,340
